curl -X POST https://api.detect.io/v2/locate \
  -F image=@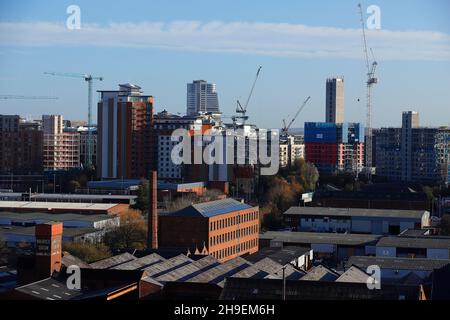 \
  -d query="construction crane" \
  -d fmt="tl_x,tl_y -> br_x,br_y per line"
281,96 -> 311,138
232,66 -> 262,126
0,95 -> 58,100
44,72 -> 103,169
358,3 -> 378,180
